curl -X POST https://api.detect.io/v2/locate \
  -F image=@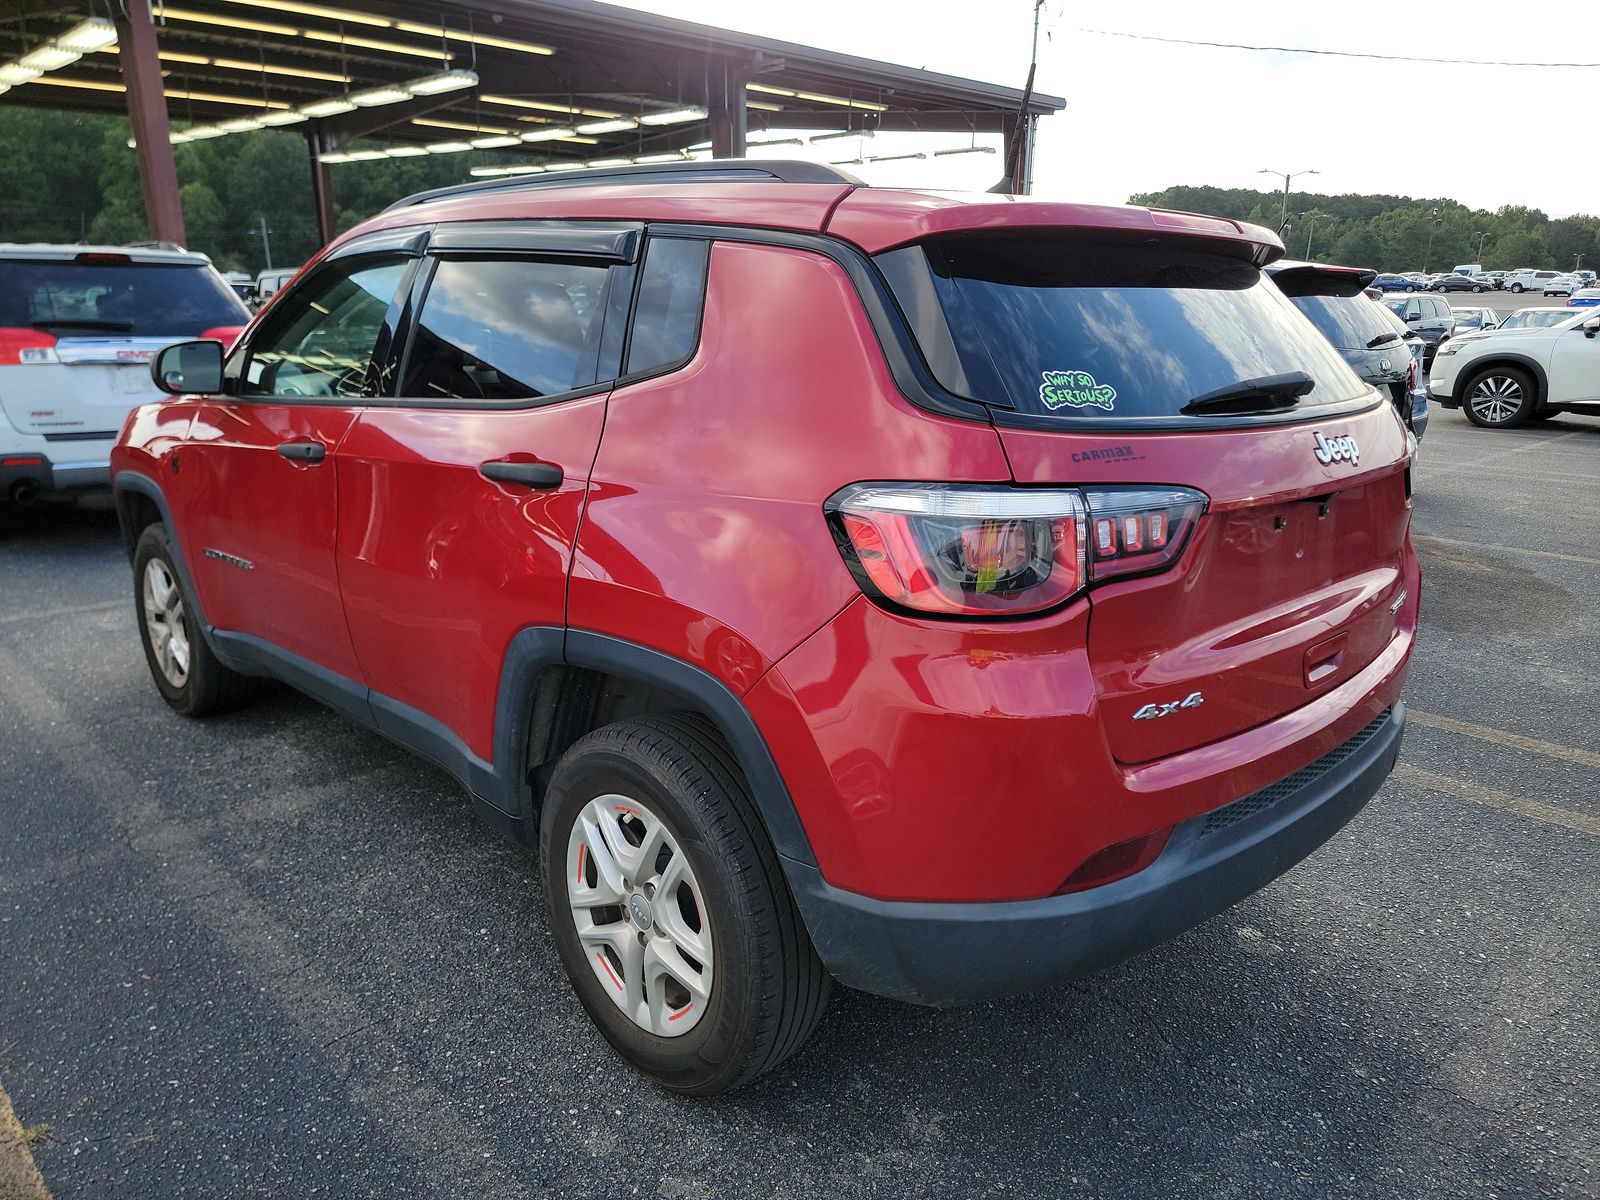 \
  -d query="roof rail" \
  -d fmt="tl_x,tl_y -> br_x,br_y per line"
385,158 -> 862,212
